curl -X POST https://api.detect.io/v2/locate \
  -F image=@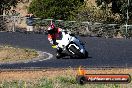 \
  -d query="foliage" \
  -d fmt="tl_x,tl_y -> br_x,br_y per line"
28,0 -> 83,20
95,0 -> 132,21
76,2 -> 115,23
